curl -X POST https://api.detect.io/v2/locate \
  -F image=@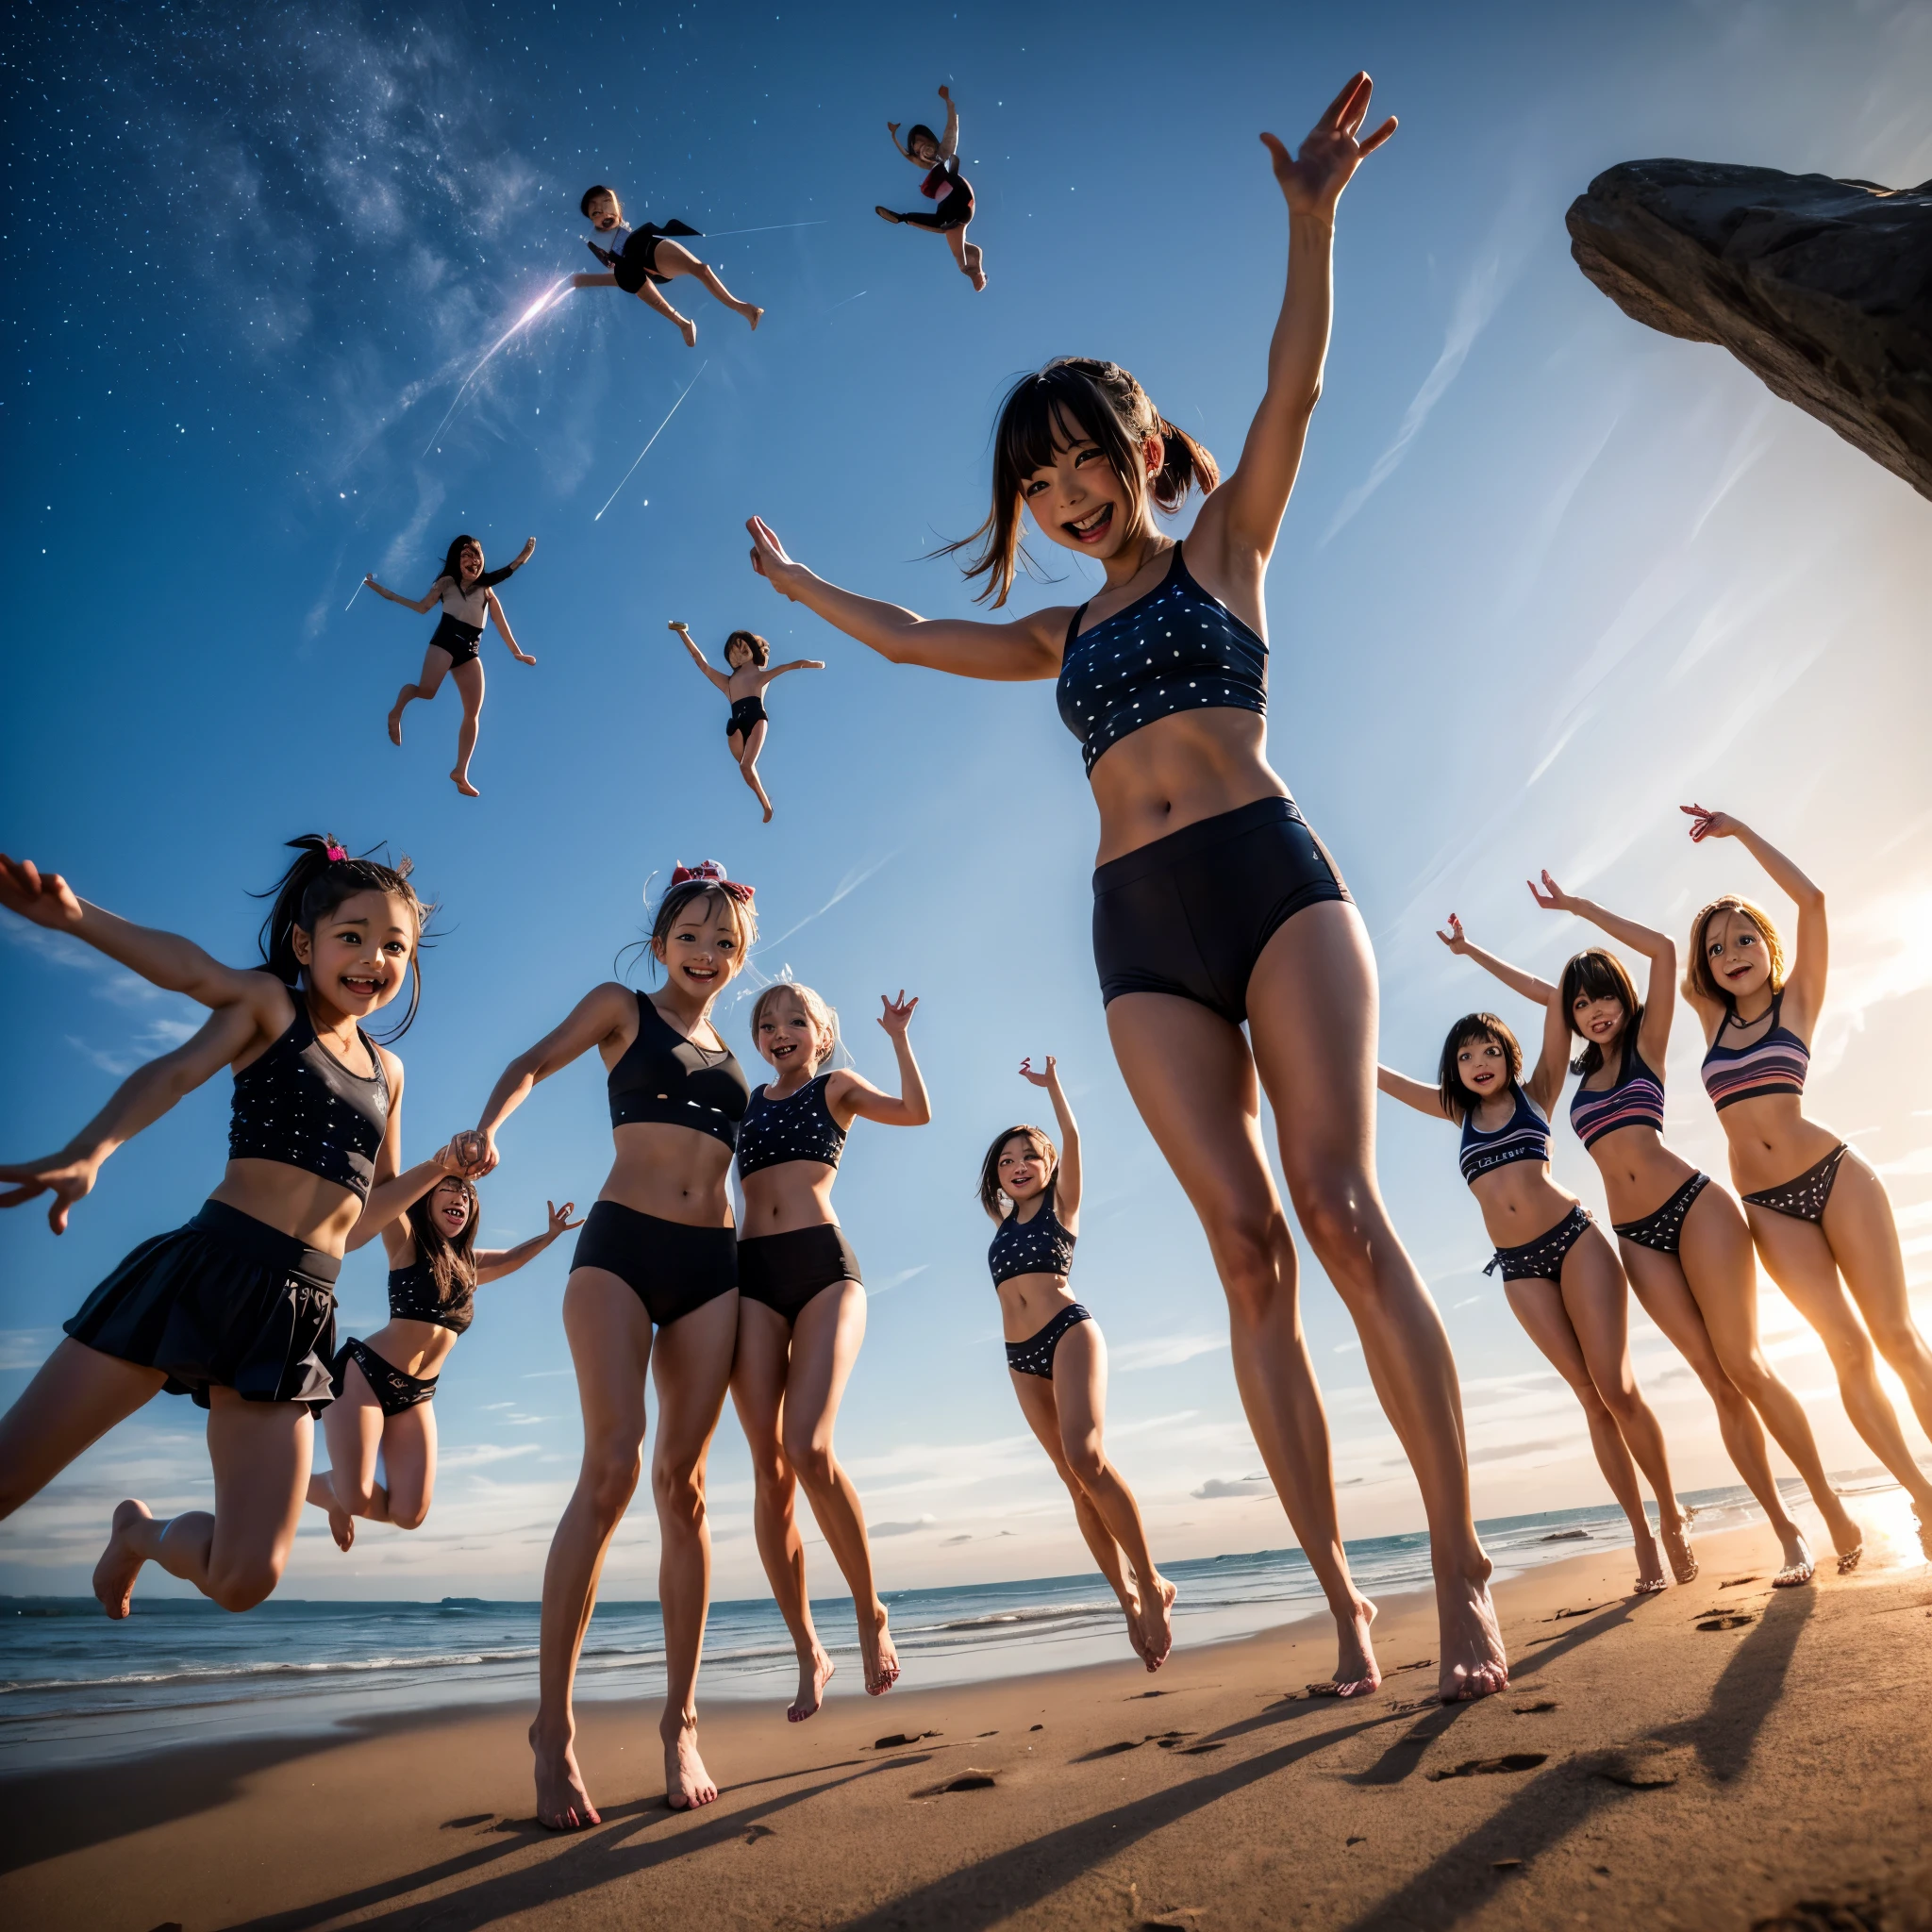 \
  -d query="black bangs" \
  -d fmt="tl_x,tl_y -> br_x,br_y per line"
1565,951 -> 1629,1008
